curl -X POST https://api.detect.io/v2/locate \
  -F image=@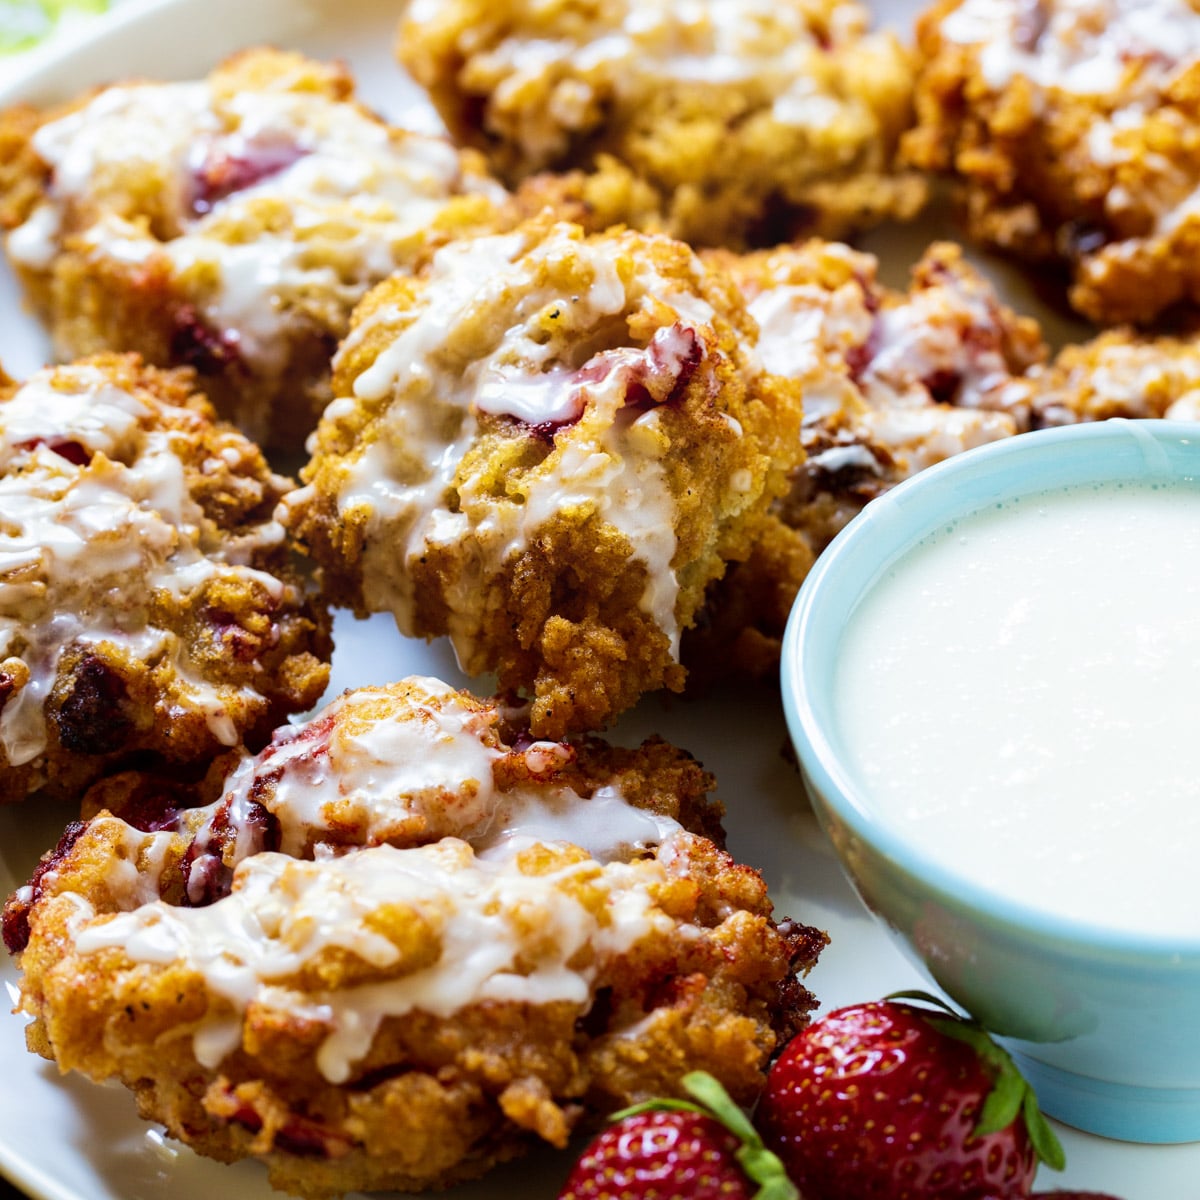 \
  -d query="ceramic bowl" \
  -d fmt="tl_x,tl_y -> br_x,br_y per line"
781,419 -> 1200,1144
